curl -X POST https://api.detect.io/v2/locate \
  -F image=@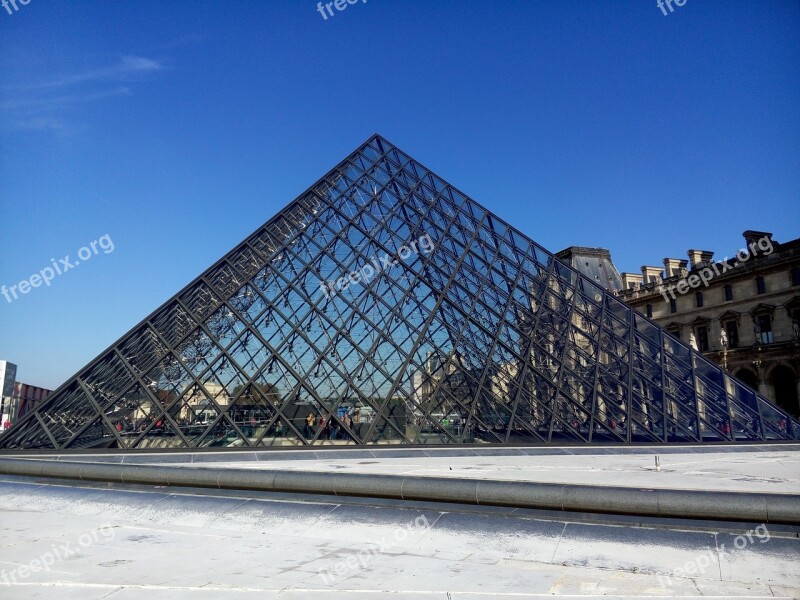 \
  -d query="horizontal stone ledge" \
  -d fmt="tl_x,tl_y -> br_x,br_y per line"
0,457 -> 797,525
